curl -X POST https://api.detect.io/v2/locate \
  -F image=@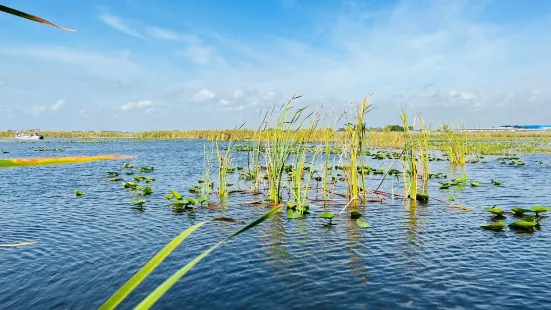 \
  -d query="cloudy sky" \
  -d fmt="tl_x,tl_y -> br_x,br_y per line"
0,0 -> 550,131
